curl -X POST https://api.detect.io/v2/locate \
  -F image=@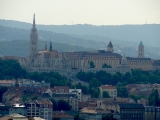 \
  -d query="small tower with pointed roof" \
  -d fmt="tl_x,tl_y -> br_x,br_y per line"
49,39 -> 52,52
138,41 -> 144,58
107,41 -> 114,53
121,54 -> 128,65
